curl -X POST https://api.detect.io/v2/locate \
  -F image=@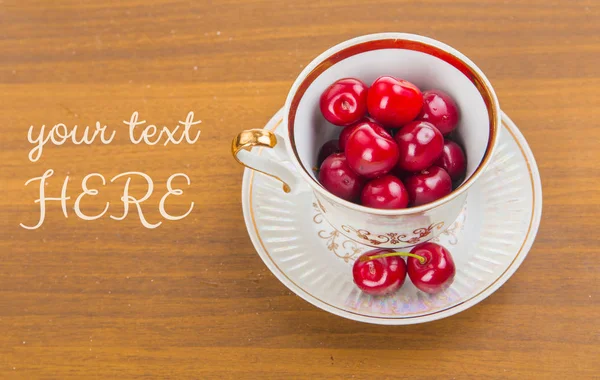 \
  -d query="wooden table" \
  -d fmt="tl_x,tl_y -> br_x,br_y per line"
1,0 -> 598,378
